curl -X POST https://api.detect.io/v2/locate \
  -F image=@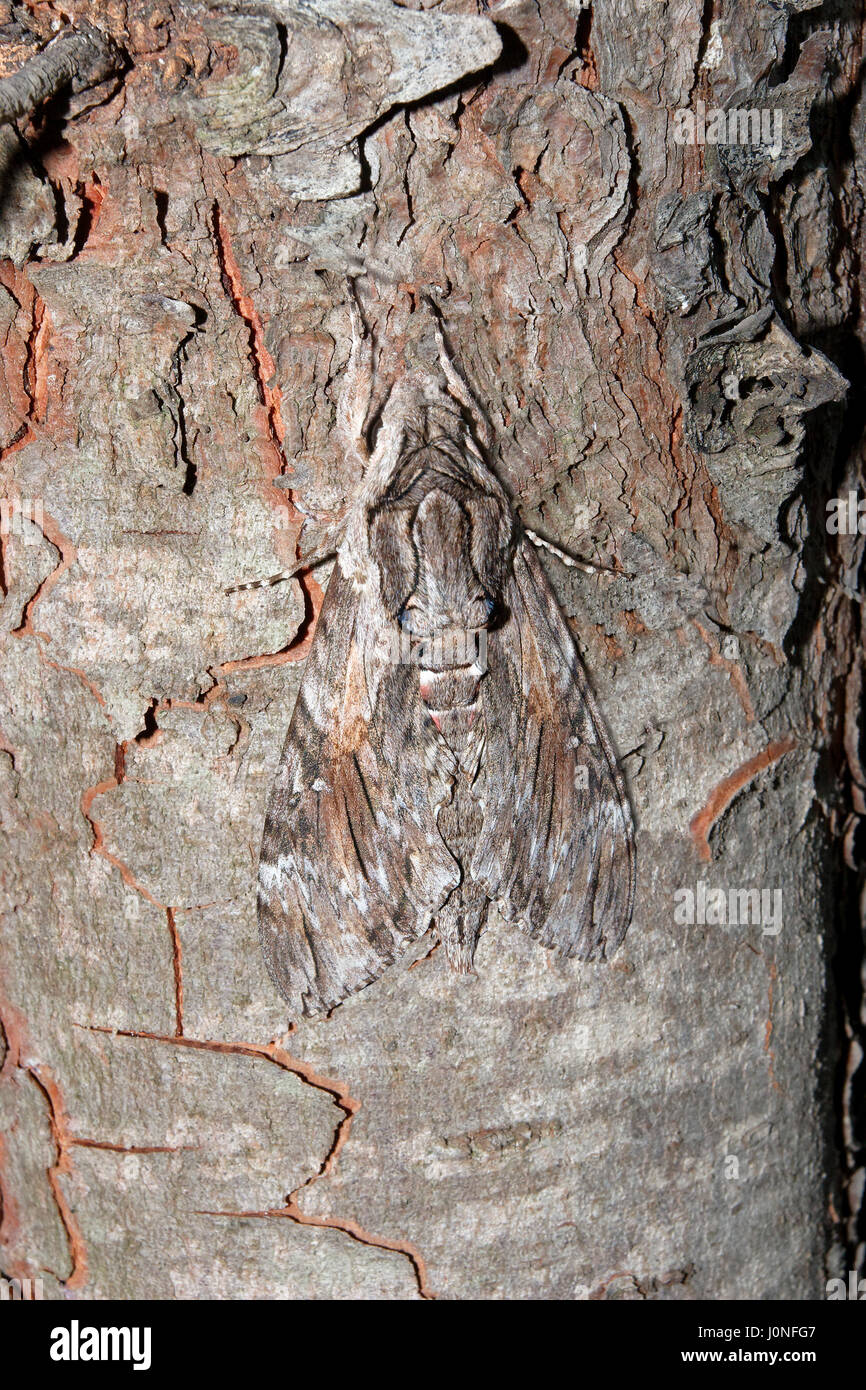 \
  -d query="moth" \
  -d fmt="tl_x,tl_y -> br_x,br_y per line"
251,295 -> 635,1017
